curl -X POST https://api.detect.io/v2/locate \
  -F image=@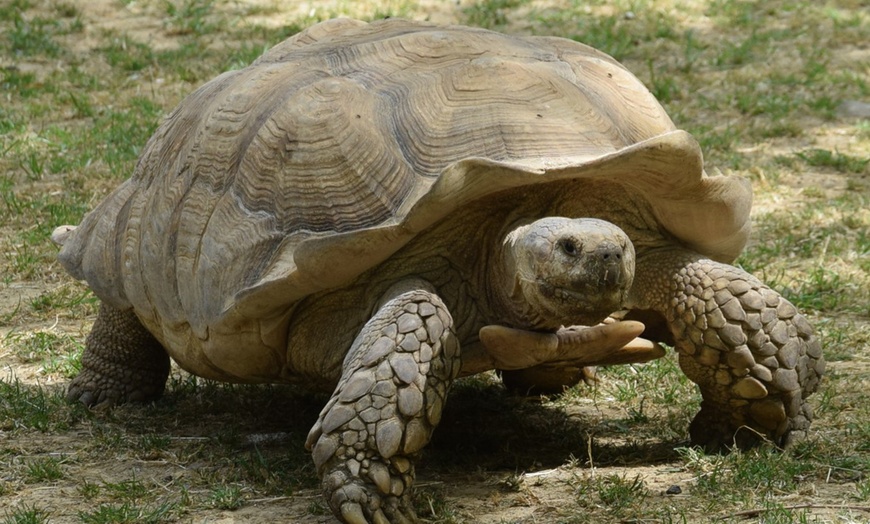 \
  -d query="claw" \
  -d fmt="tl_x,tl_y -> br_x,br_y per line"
341,502 -> 368,524
372,509 -> 390,524
304,419 -> 322,451
76,391 -> 95,407
393,510 -> 415,524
